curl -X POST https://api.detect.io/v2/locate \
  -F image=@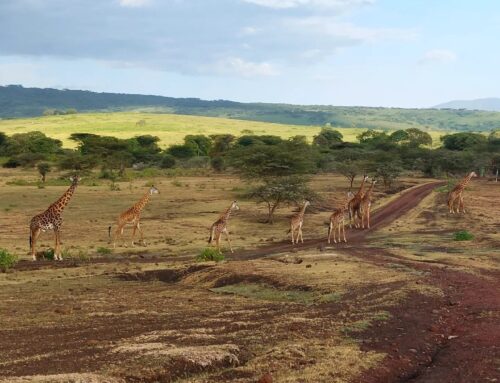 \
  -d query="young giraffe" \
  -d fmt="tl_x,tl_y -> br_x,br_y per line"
110,185 -> 159,248
29,175 -> 81,261
327,197 -> 350,244
208,200 -> 240,253
447,171 -> 477,214
348,175 -> 369,228
358,179 -> 377,229
289,200 -> 310,245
